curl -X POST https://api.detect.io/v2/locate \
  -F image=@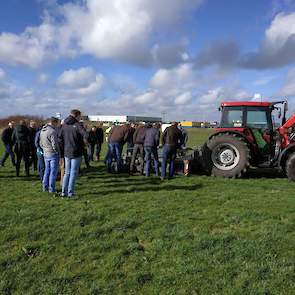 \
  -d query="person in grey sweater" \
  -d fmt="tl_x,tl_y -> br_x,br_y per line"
40,117 -> 60,193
